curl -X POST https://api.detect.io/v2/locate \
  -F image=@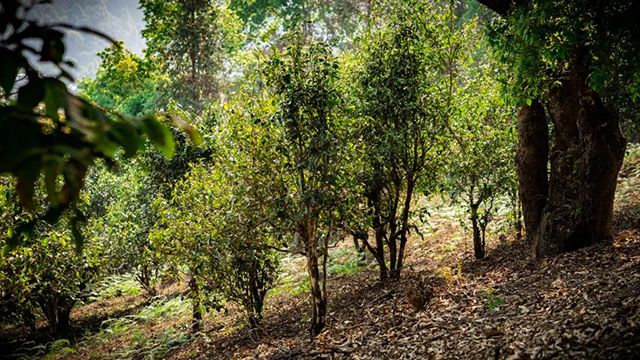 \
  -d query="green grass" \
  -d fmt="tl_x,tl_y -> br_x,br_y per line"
269,247 -> 367,297
269,272 -> 310,297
